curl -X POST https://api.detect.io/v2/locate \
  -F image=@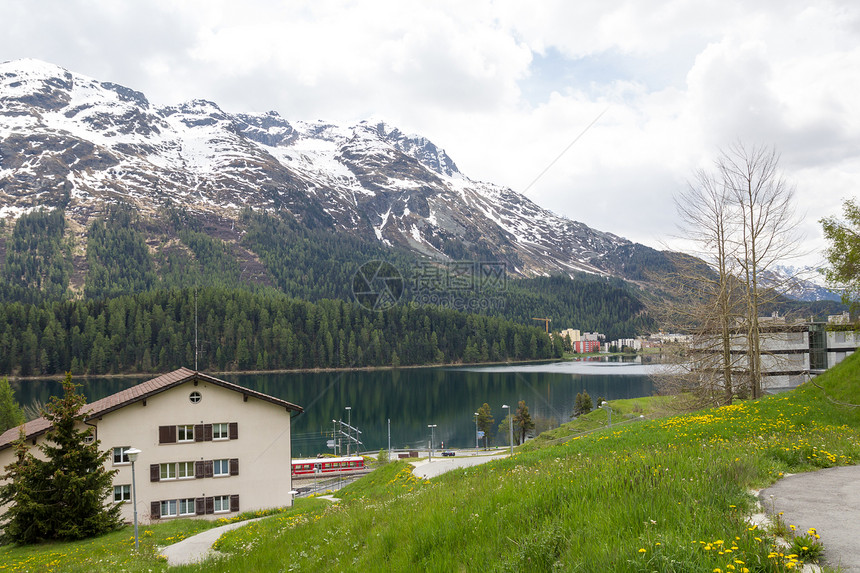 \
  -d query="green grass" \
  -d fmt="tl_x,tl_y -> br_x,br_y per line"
0,515 -> 215,572
0,503 -> 318,572
3,354 -> 860,572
